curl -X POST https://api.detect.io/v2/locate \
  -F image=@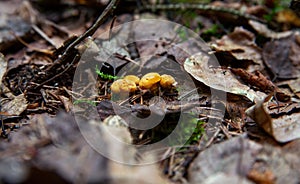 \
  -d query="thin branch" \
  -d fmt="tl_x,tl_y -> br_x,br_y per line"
47,0 -> 120,70
31,0 -> 120,89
